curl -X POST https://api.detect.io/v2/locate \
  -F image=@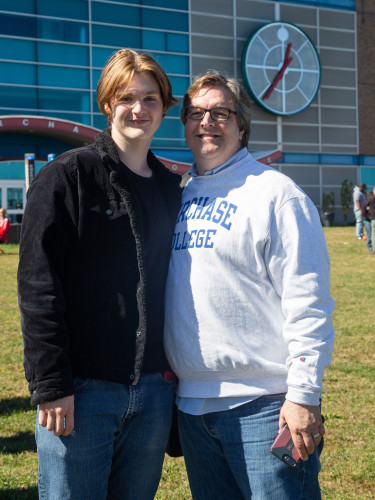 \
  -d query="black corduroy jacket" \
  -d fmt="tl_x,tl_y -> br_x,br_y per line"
18,129 -> 181,406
